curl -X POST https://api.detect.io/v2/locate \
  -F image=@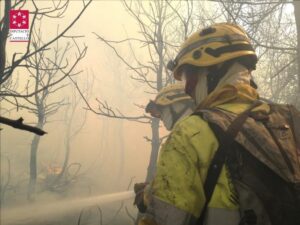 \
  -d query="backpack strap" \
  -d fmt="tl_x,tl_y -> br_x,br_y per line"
193,101 -> 262,225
